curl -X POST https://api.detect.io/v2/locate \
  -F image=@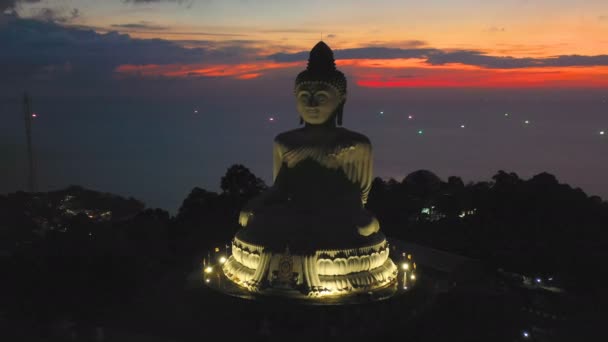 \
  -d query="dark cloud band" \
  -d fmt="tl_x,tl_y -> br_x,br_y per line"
1,0 -> 40,11
111,21 -> 168,30
0,16 -> 253,82
269,47 -> 608,69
